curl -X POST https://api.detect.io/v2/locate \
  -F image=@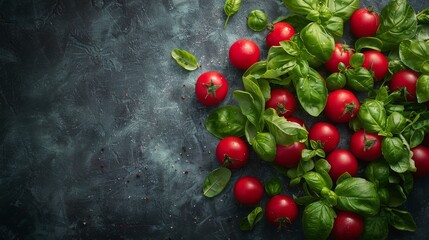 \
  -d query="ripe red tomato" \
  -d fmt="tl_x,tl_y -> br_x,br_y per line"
350,8 -> 380,38
274,142 -> 306,168
233,176 -> 264,206
195,71 -> 228,106
326,149 -> 359,181
216,136 -> 249,169
229,39 -> 260,70
308,122 -> 340,153
265,194 -> 298,227
265,88 -> 297,118
389,69 -> 419,101
266,21 -> 296,48
349,130 -> 383,162
411,145 -> 429,177
362,50 -> 389,81
324,89 -> 360,123
331,211 -> 364,240
324,43 -> 354,73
